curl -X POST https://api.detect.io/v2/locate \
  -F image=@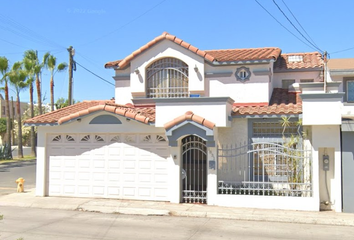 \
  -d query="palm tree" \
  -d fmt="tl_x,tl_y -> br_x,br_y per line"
23,50 -> 48,116
7,61 -> 28,158
23,51 -> 38,157
280,116 -> 291,138
0,56 -> 12,159
45,54 -> 68,111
